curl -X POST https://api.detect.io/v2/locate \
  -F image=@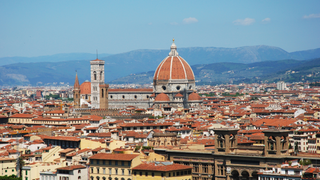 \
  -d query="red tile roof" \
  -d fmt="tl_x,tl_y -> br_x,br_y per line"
89,153 -> 139,161
132,162 -> 192,172
155,93 -> 170,102
57,165 -> 86,171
